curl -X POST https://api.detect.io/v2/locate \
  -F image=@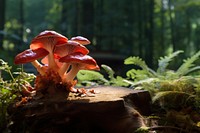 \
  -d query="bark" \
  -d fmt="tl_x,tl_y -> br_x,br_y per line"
19,0 -> 24,47
168,0 -> 176,51
0,0 -> 5,49
61,0 -> 68,35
